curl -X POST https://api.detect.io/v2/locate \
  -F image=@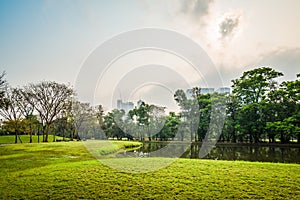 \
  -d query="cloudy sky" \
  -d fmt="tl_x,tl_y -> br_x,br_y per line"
1,0 -> 300,111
